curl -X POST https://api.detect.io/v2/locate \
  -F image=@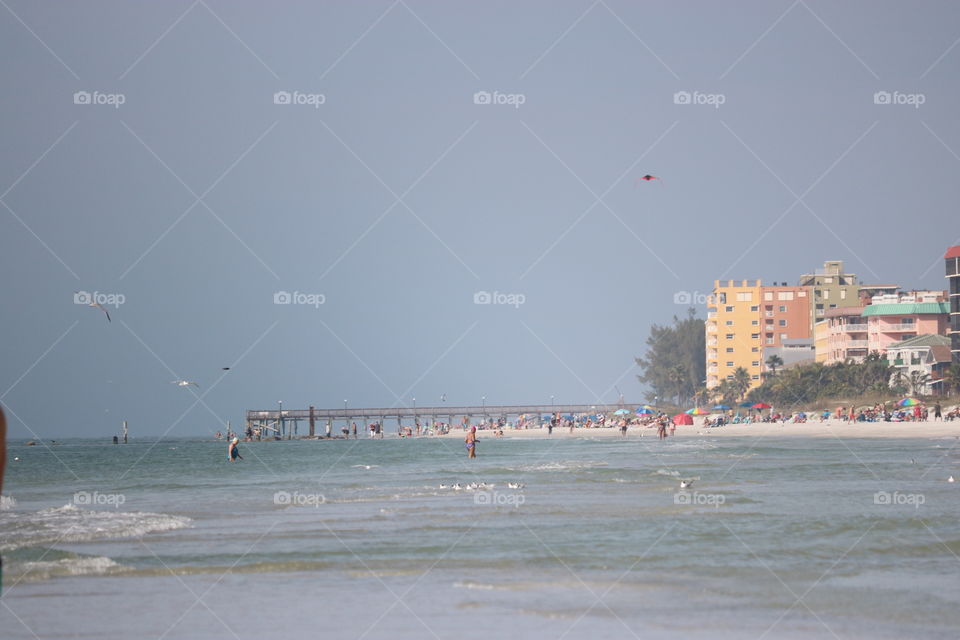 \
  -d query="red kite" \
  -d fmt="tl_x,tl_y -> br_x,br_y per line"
635,174 -> 661,184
